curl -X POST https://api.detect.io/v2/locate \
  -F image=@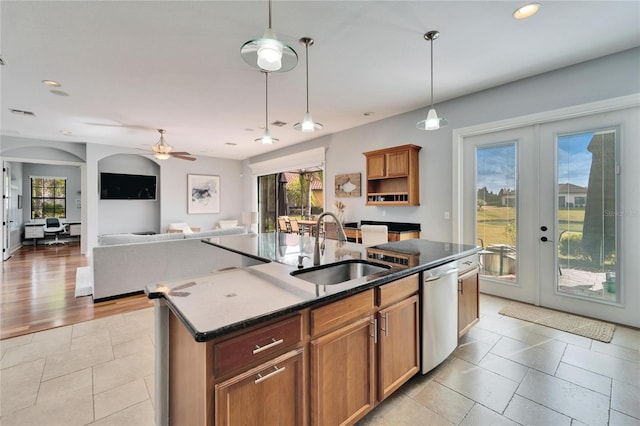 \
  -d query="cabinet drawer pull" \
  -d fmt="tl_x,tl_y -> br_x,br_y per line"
252,338 -> 284,354
381,313 -> 389,337
254,365 -> 286,384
